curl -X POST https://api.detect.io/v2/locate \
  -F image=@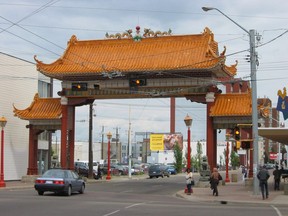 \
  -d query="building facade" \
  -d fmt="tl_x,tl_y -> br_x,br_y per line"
0,52 -> 51,180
